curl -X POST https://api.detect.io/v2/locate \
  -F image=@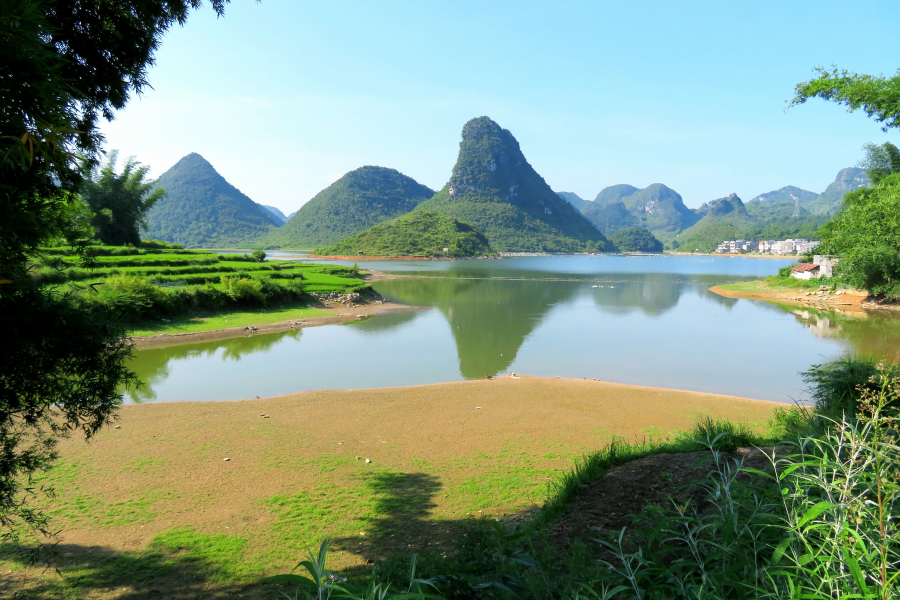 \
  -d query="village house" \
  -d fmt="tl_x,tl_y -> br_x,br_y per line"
790,263 -> 821,279
720,238 -> 821,255
789,255 -> 839,280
